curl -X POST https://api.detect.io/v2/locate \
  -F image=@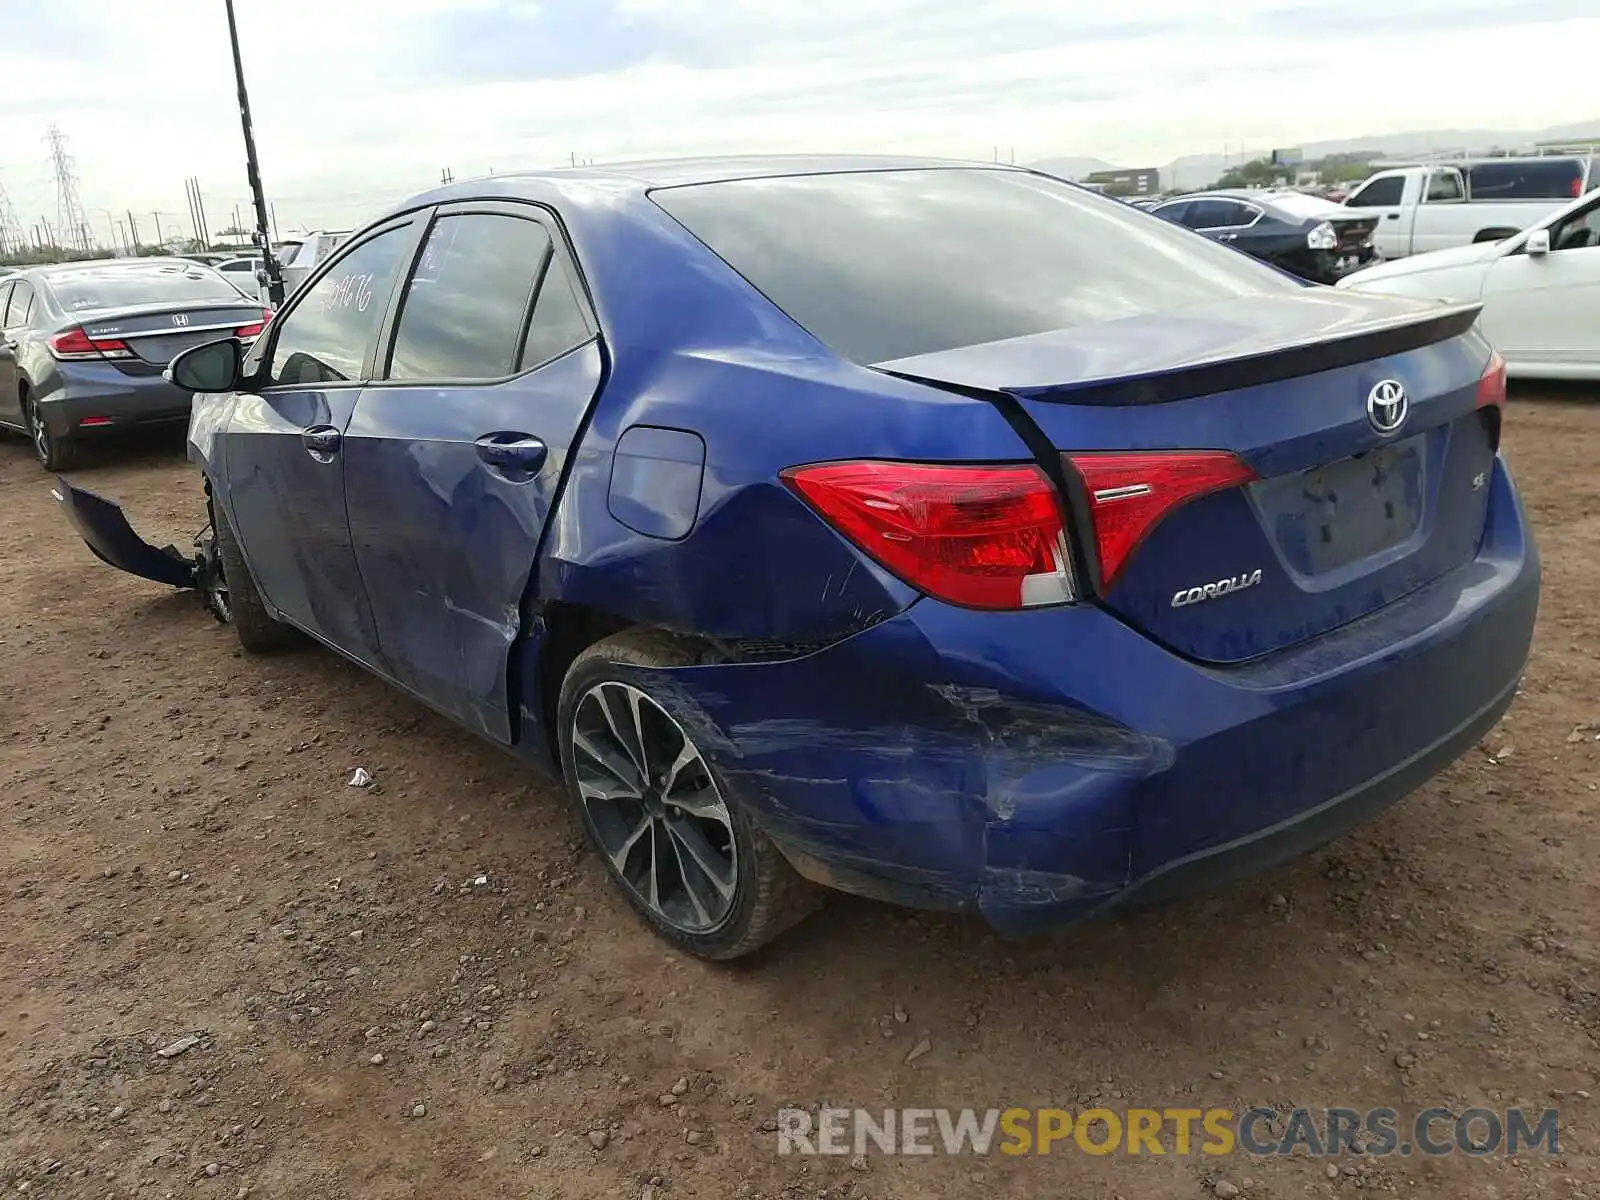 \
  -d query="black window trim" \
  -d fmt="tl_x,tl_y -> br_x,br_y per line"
366,198 -> 600,390
251,212 -> 430,392
0,280 -> 14,328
